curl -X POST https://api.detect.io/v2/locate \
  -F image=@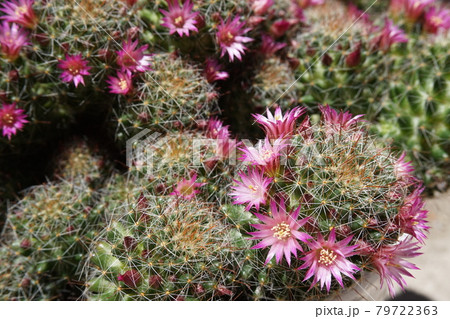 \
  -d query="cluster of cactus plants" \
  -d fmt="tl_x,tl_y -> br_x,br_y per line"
1,0 -> 448,301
